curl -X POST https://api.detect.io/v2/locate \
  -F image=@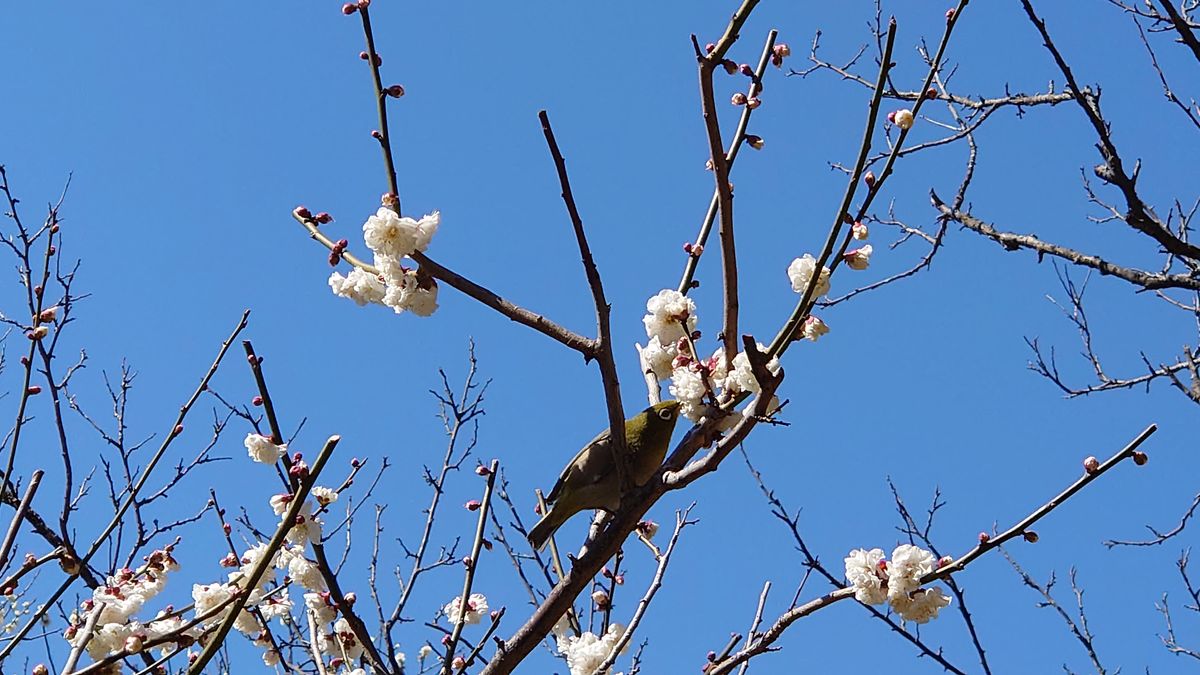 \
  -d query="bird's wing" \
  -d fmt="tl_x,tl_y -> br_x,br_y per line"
546,428 -> 612,503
